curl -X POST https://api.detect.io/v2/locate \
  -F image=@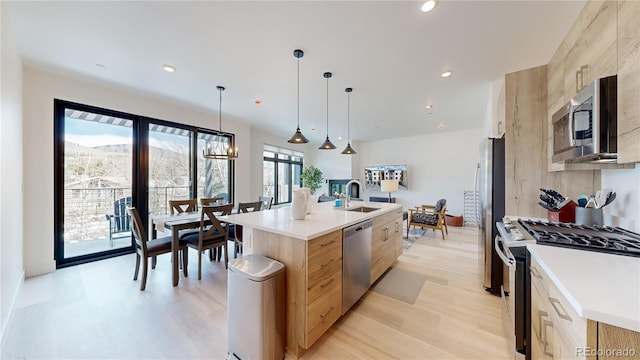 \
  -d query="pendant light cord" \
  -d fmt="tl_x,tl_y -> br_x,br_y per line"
219,88 -> 223,133
297,57 -> 300,129
347,91 -> 350,142
326,77 -> 329,135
